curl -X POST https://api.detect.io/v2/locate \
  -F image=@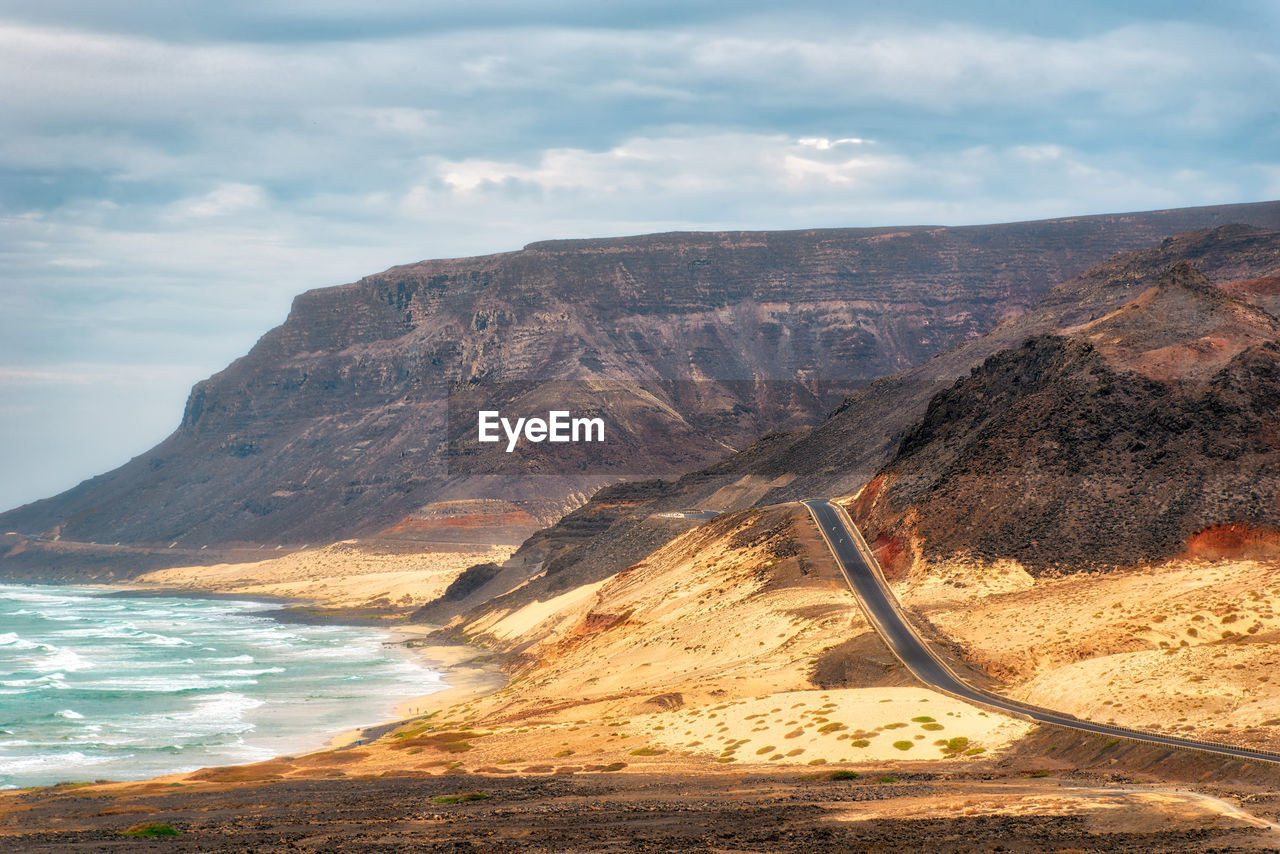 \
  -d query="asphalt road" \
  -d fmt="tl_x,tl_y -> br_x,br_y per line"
802,498 -> 1280,766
